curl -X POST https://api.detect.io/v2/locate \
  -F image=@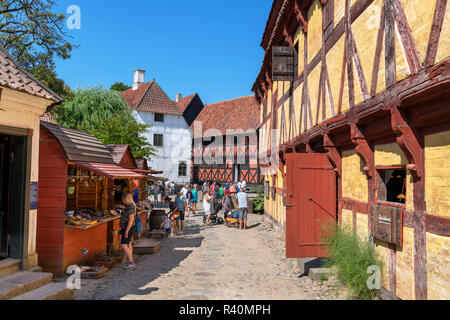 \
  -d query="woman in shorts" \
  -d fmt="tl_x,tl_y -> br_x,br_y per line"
191,185 -> 198,214
119,192 -> 137,269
